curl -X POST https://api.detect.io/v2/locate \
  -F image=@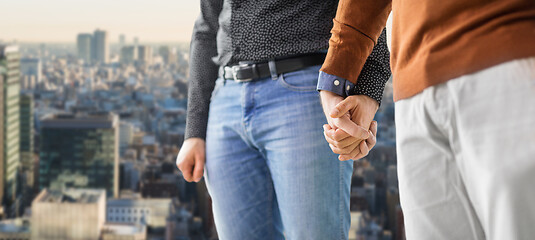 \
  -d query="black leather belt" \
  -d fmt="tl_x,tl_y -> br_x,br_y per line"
222,53 -> 326,82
